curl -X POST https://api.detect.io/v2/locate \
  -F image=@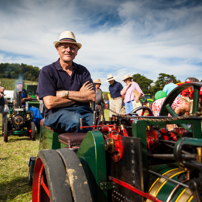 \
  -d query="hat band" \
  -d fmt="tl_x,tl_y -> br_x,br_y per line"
107,77 -> 114,80
59,38 -> 76,43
